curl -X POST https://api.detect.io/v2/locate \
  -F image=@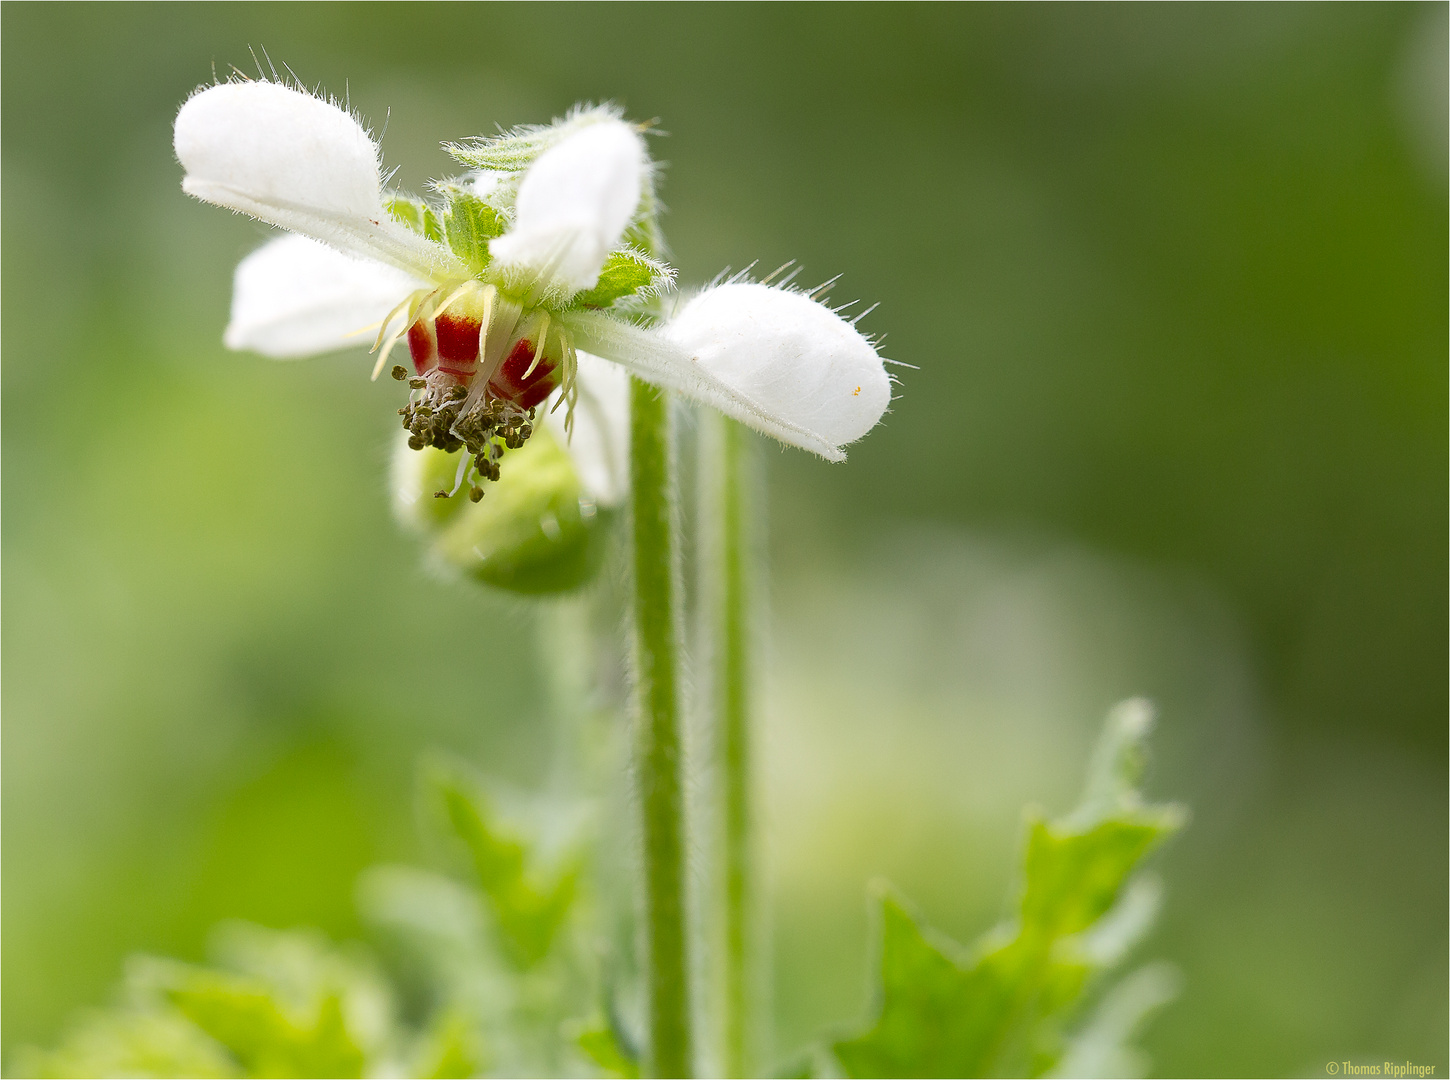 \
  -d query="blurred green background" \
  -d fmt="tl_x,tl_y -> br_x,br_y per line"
3,3 -> 1445,1076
